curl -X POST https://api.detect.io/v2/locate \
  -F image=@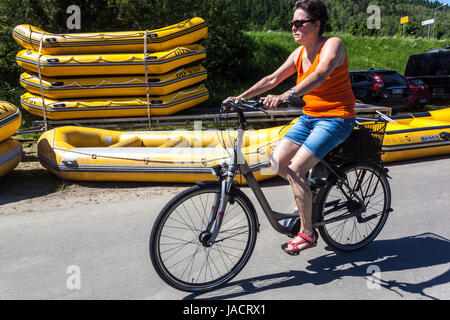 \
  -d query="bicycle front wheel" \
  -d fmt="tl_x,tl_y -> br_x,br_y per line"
149,184 -> 258,292
318,163 -> 391,251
